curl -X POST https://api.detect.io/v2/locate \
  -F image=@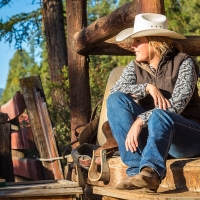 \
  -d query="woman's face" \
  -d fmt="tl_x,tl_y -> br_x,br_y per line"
131,37 -> 154,63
